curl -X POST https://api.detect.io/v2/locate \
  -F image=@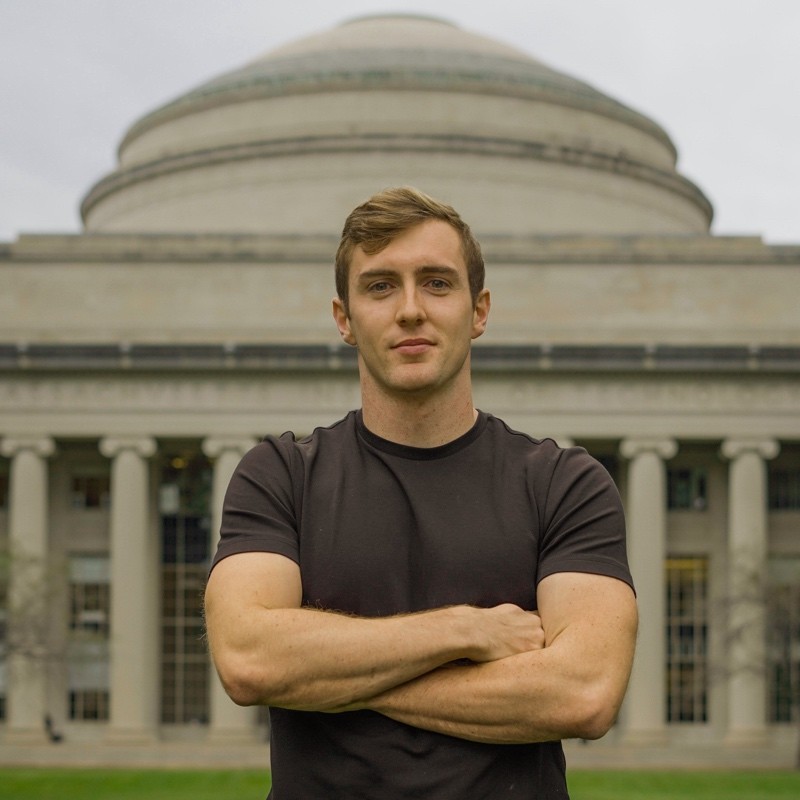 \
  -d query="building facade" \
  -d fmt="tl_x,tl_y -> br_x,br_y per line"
1,14 -> 799,759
